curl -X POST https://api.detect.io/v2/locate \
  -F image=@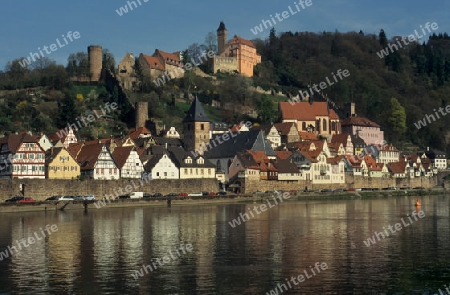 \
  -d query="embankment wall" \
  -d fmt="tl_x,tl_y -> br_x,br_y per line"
0,178 -> 219,201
